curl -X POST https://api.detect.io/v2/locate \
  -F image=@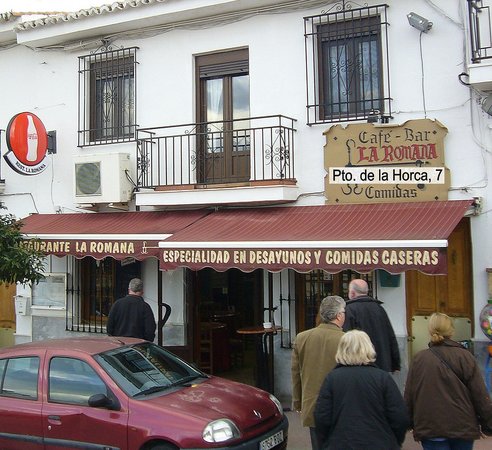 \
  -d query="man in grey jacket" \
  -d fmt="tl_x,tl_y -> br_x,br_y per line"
291,295 -> 345,450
